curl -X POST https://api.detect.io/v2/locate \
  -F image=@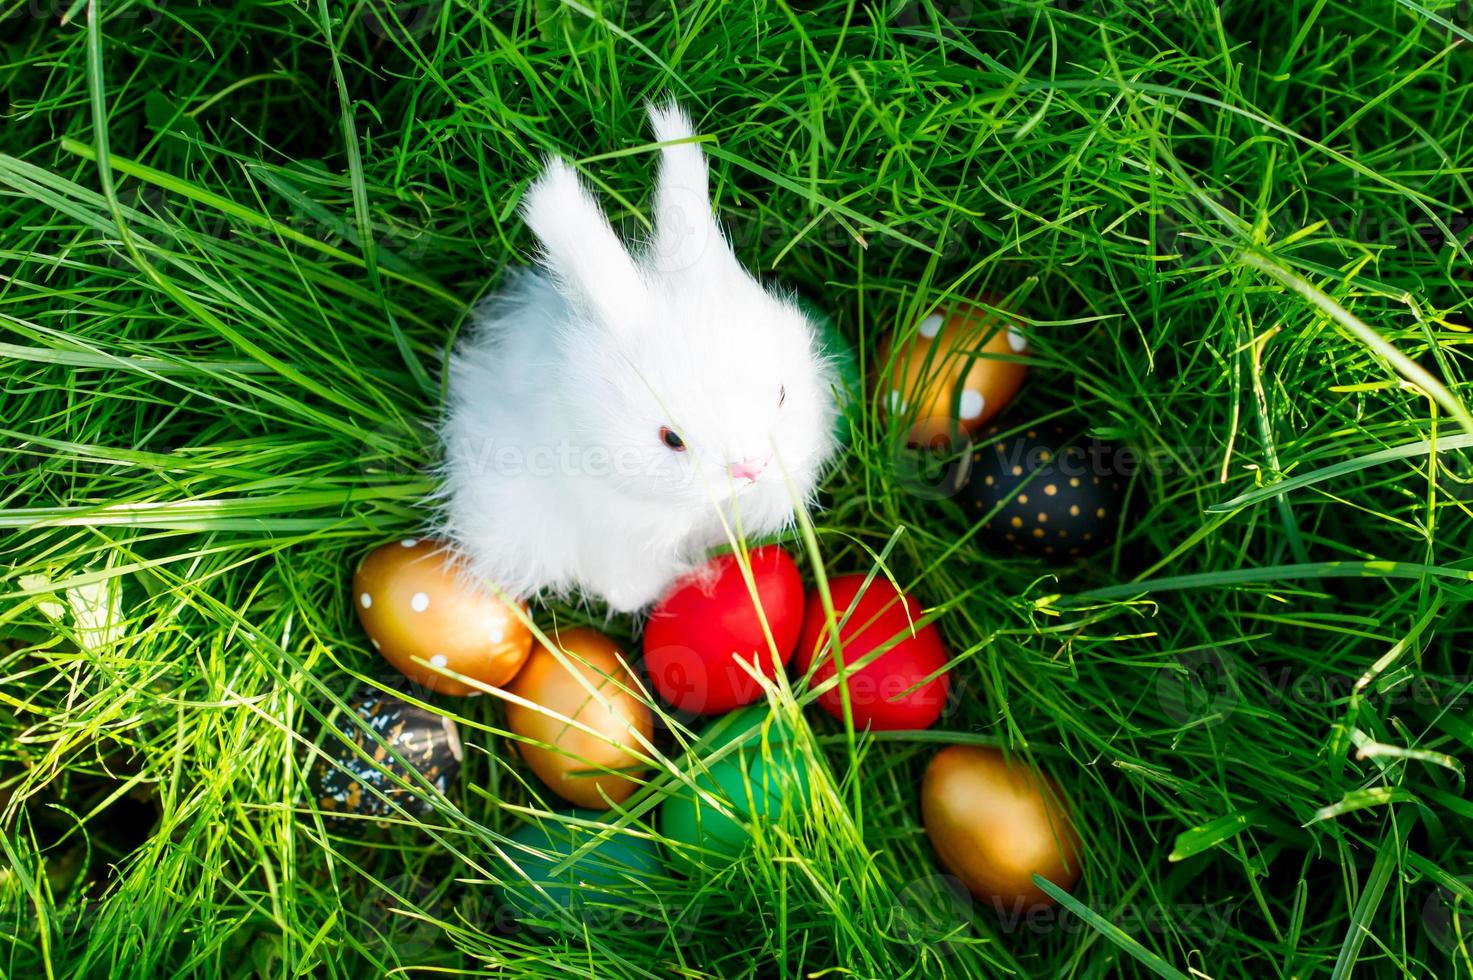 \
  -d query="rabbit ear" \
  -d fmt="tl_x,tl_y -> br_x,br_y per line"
521,157 -> 647,329
646,100 -> 741,278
